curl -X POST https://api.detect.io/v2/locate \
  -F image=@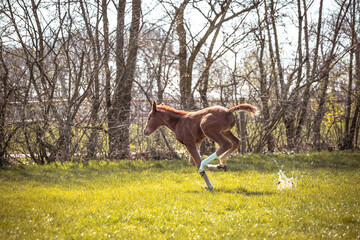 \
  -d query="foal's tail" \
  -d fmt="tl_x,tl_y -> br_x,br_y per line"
227,104 -> 258,115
